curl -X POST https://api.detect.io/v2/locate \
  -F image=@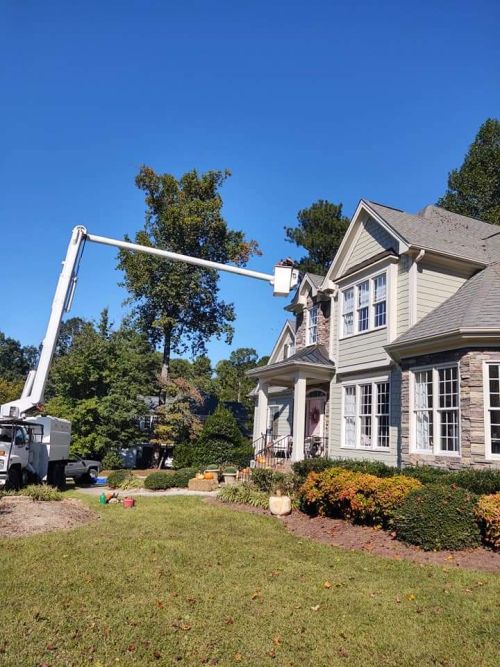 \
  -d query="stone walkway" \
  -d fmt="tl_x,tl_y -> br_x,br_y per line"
76,485 -> 218,497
